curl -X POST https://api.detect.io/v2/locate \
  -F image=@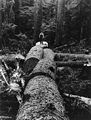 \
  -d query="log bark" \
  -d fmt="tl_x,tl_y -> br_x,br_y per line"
43,48 -> 55,61
64,93 -> 91,106
56,61 -> 87,67
25,45 -> 43,61
0,54 -> 25,61
24,46 -> 44,74
16,55 -> 69,120
55,53 -> 91,61
16,76 -> 69,120
31,59 -> 56,80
